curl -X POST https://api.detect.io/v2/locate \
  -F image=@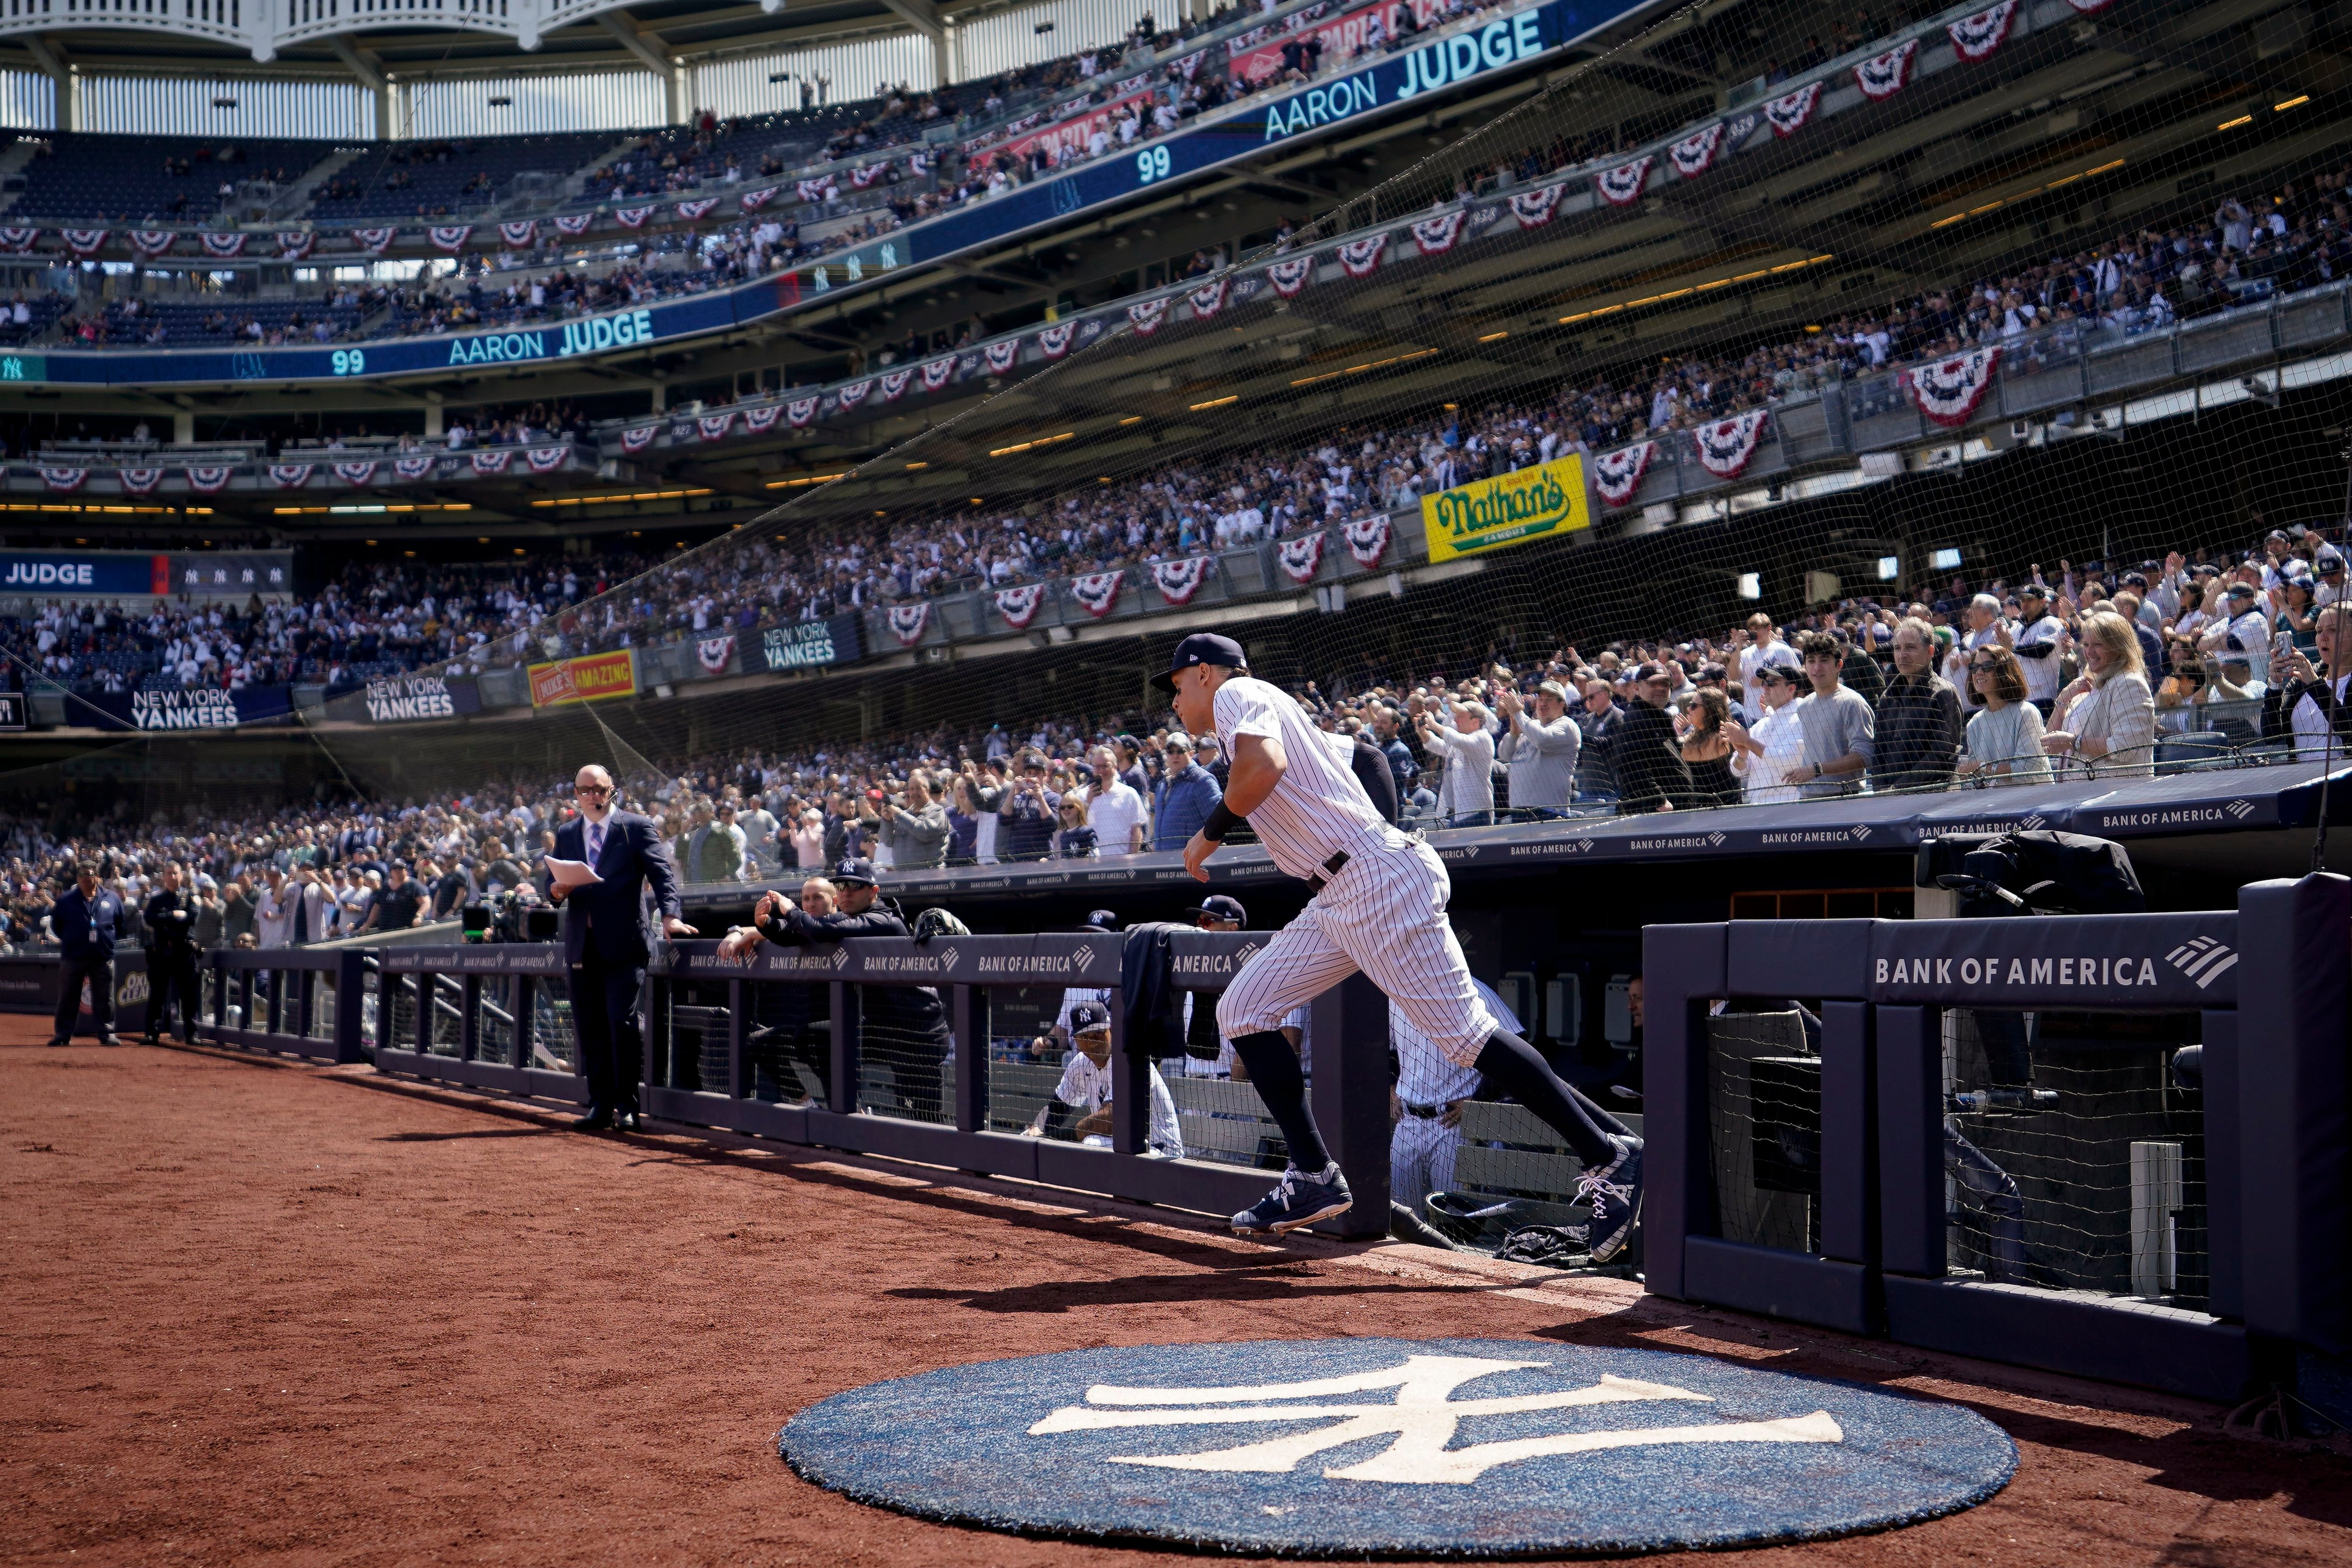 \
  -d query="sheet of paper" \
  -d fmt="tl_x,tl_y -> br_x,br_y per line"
543,857 -> 603,890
